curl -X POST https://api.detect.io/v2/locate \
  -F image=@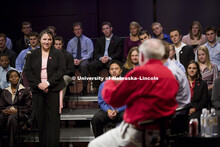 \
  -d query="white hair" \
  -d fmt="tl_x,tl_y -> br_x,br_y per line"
139,39 -> 165,60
